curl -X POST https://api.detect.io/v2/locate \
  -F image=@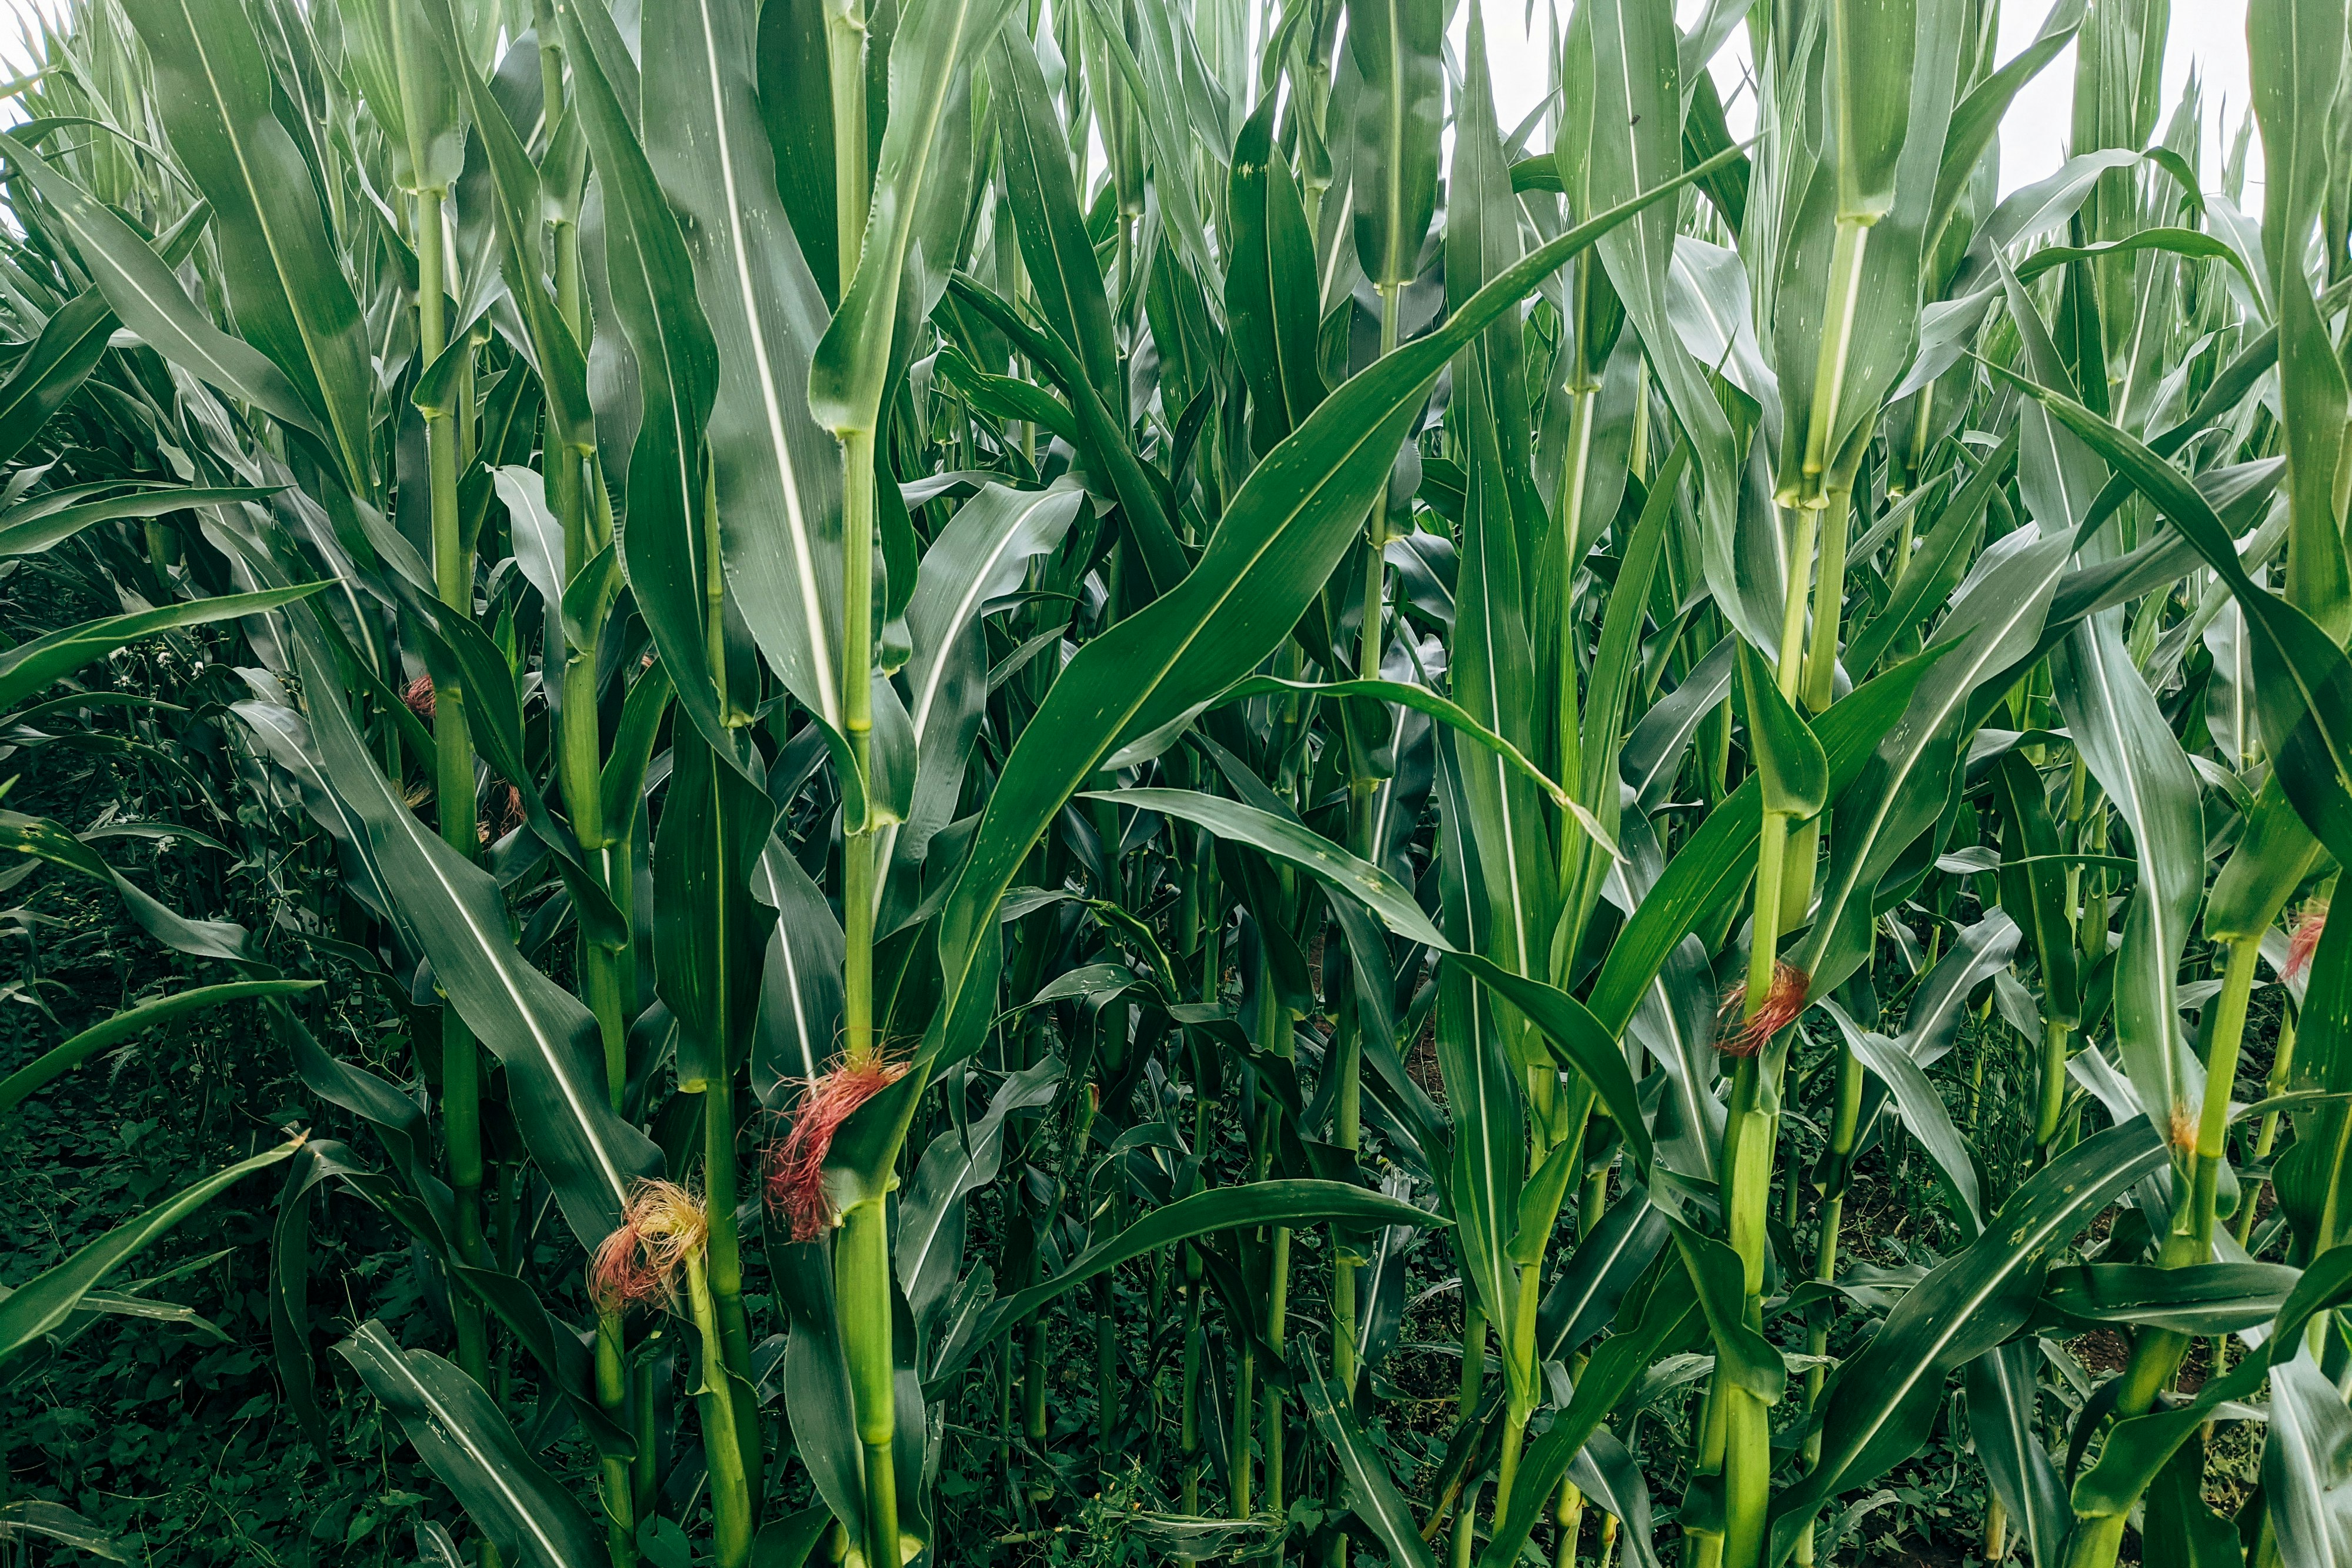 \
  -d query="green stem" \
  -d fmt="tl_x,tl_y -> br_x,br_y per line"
2035,1017 -> 2073,1164
1796,220 -> 1873,506
1265,1219 -> 1290,1523
1180,1242 -> 1205,1519
632,1353 -> 656,1526
704,1082 -> 760,1506
1336,405 -> 1389,1416
532,0 -> 565,151
1793,1042 -> 1861,1568
839,1199 -> 900,1568
2236,1004 -> 2297,1245
1497,1106 -> 1561,1512
1799,480 -> 1851,711
1447,1302 -> 1486,1568
2064,937 -> 2262,1568
826,0 -> 869,282
596,1307 -> 639,1568
416,181 -> 496,1540
1098,1189 -> 1122,1469
842,422 -> 879,1072
1023,1241 -> 1049,1499
686,1250 -> 755,1568
2190,939 -> 2263,1247
1232,1322 -> 1256,1515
